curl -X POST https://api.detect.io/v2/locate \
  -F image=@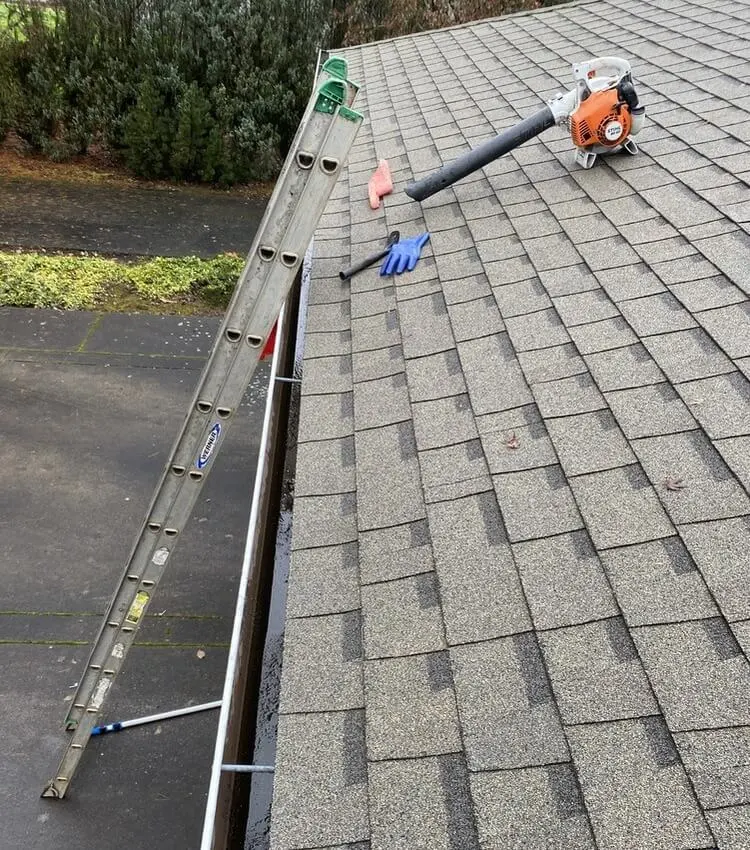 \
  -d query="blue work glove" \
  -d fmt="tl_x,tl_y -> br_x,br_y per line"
380,232 -> 430,275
